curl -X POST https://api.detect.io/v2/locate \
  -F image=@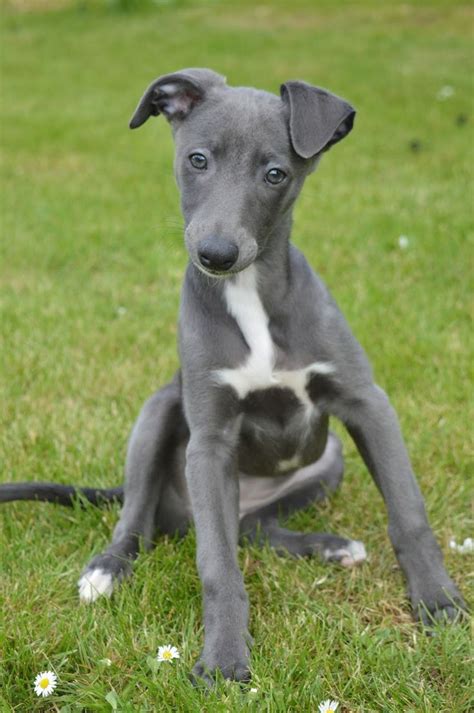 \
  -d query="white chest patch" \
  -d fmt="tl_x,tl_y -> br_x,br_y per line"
214,266 -> 335,409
